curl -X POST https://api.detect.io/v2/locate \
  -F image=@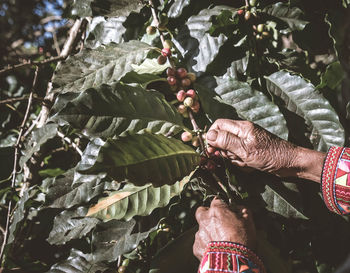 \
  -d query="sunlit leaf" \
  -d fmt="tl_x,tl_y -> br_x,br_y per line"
52,83 -> 185,138
77,134 -> 200,187
265,71 -> 345,151
86,172 -> 194,221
